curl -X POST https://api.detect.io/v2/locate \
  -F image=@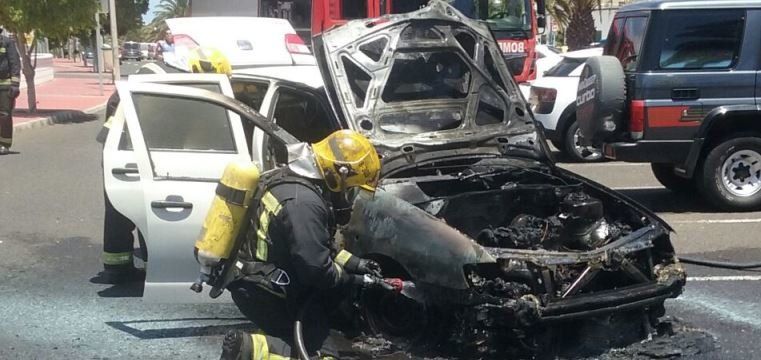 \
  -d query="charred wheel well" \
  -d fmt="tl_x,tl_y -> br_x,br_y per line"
364,254 -> 413,280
